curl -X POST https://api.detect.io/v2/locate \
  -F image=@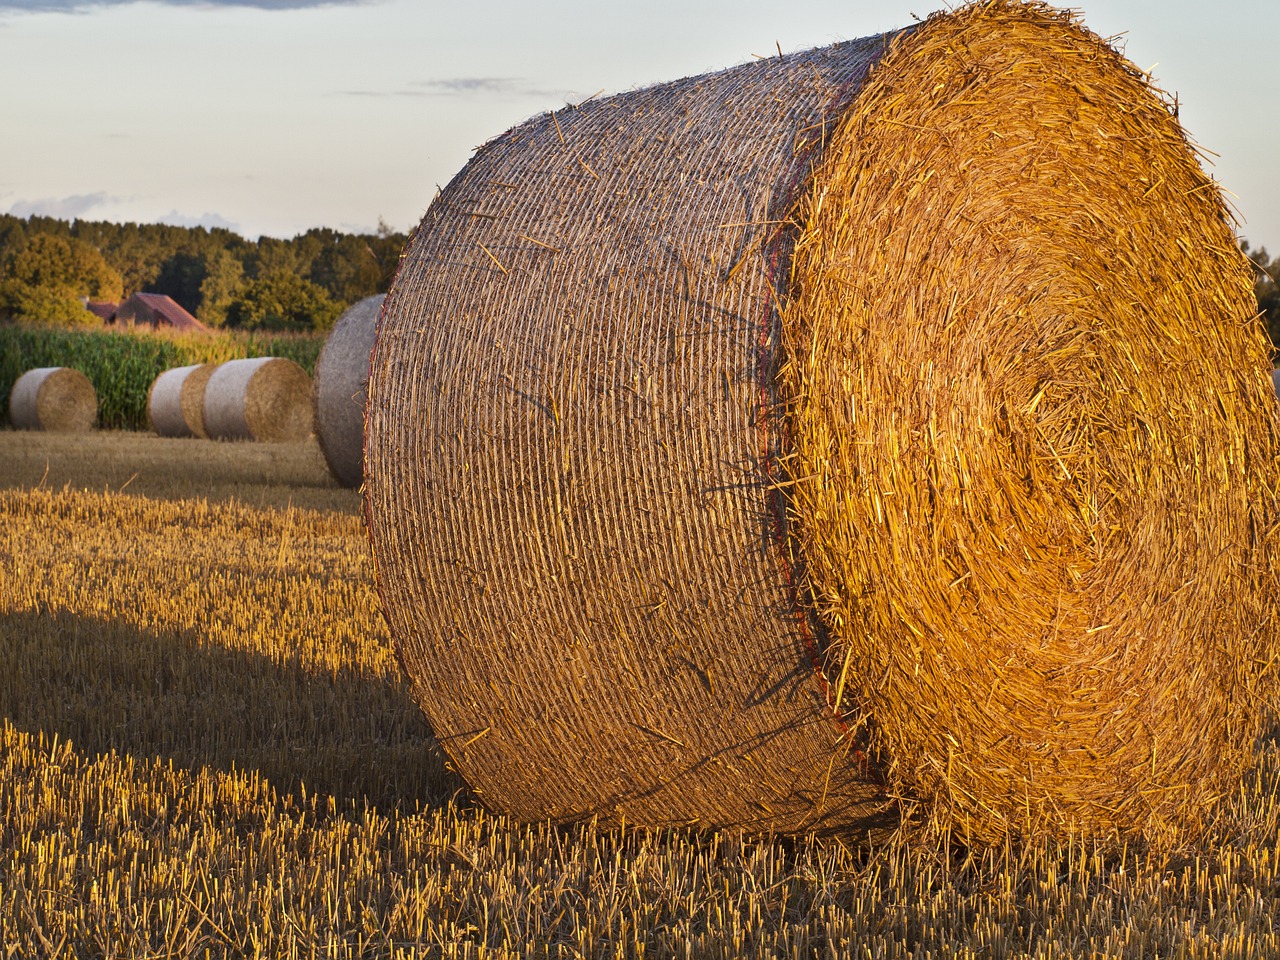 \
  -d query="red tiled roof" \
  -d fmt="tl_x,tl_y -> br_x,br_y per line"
118,293 -> 209,333
85,301 -> 117,321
